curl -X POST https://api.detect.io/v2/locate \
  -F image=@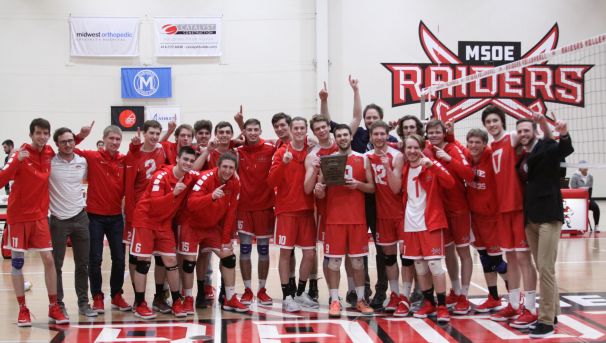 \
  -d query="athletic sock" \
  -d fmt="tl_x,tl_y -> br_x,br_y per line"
309,278 -> 318,292
135,292 -> 145,306
184,288 -> 193,297
243,280 -> 252,289
296,279 -> 307,297
461,285 -> 469,297
389,279 -> 400,294
488,286 -> 499,299
402,282 -> 412,298
225,286 -> 235,300
329,289 -> 339,302
355,286 -> 365,301
423,288 -> 436,306
437,292 -> 446,306
281,283 -> 290,300
155,283 -> 164,298
451,279 -> 462,295
259,279 -> 266,289
524,290 -> 537,311
171,291 -> 181,302
509,288 -> 521,310
288,277 -> 296,294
